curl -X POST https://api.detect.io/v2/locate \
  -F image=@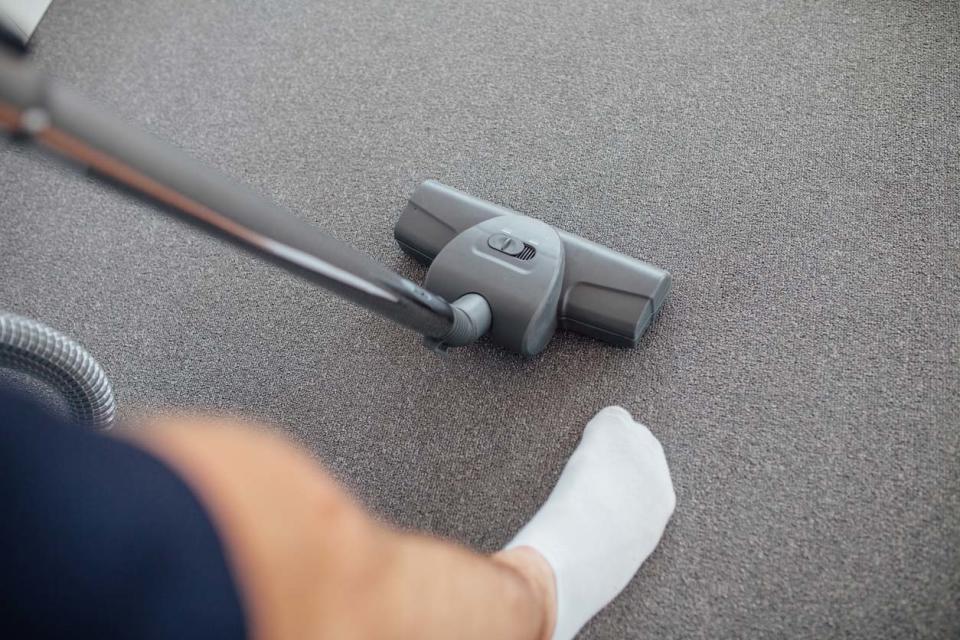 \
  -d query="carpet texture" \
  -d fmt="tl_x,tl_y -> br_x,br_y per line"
1,1 -> 958,637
